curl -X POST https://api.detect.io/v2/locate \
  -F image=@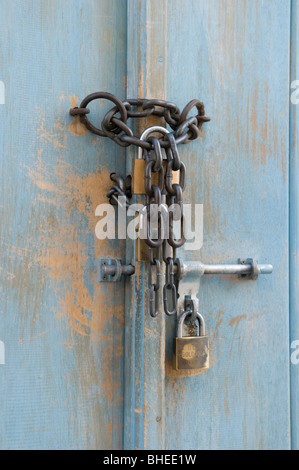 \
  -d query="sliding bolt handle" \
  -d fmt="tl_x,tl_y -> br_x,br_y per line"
99,258 -> 135,282
177,259 -> 273,282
